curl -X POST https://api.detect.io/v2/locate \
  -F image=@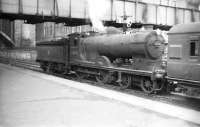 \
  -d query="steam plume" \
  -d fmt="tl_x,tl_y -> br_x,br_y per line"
87,0 -> 109,32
